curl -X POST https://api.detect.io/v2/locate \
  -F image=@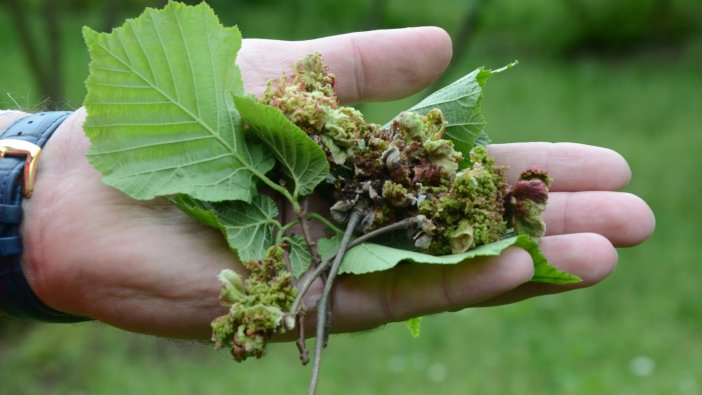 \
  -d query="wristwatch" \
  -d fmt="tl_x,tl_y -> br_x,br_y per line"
0,111 -> 89,322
